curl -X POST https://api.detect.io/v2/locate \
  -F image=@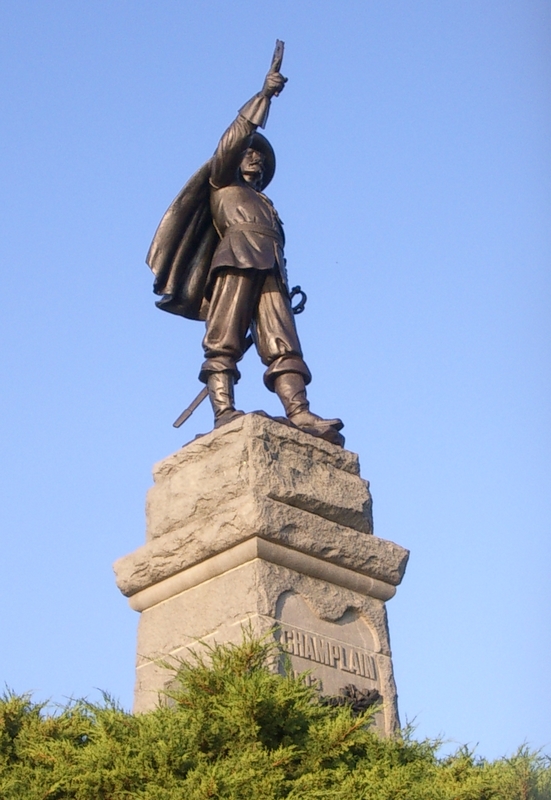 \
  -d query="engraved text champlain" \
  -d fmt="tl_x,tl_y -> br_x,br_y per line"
279,624 -> 378,681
